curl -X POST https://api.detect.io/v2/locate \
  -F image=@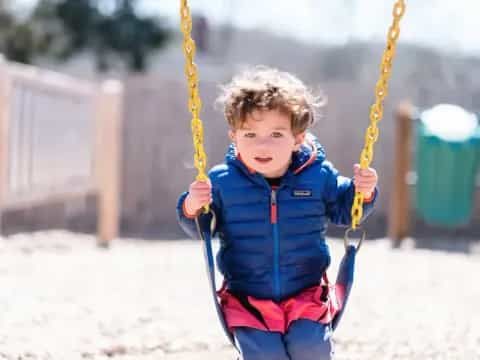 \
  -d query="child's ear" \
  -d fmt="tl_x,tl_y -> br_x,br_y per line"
228,129 -> 236,143
294,131 -> 306,151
